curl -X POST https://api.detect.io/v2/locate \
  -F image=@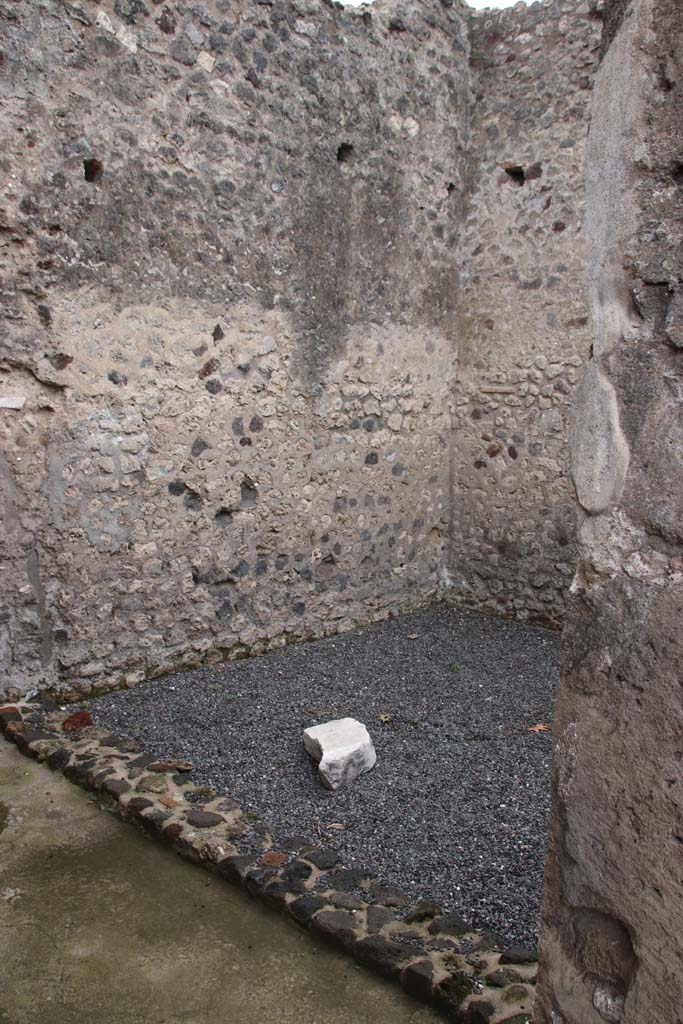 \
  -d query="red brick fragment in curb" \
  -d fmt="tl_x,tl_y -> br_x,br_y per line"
62,710 -> 93,733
